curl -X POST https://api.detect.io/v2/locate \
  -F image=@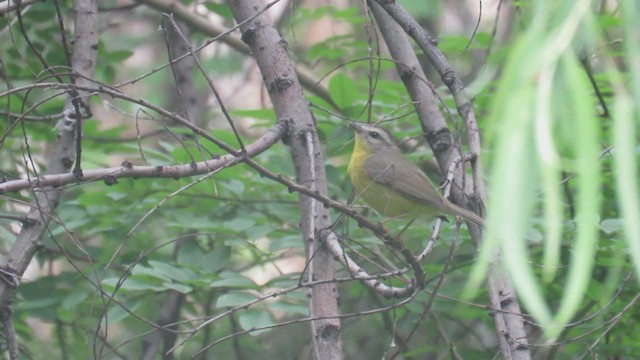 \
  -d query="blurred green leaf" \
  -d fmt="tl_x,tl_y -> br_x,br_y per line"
161,282 -> 193,294
600,218 -> 624,234
216,292 -> 256,308
203,2 -> 233,19
210,272 -> 257,289
102,300 -> 141,326
238,310 -> 274,336
329,73 -> 358,111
